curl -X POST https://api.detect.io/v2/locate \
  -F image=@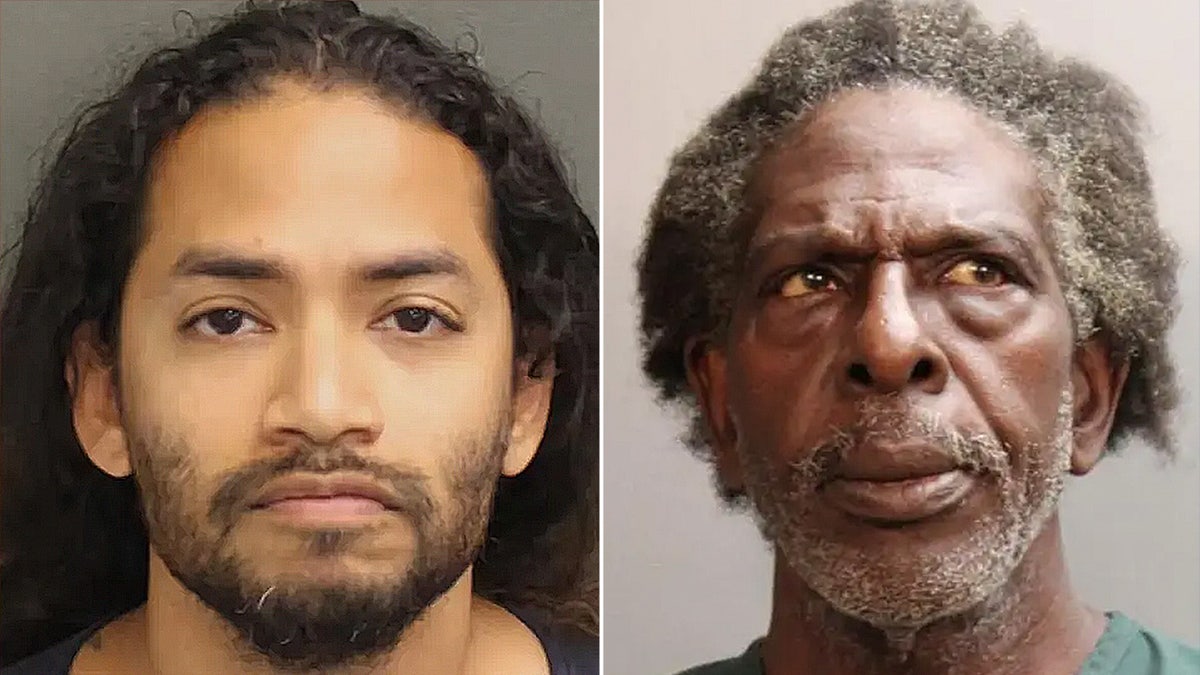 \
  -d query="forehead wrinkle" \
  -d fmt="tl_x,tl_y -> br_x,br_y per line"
748,198 -> 1041,269
751,196 -> 933,249
864,198 -> 902,260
